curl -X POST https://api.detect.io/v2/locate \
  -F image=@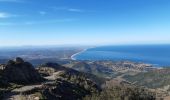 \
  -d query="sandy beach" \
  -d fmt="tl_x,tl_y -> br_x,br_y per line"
71,47 -> 96,60
71,48 -> 88,60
